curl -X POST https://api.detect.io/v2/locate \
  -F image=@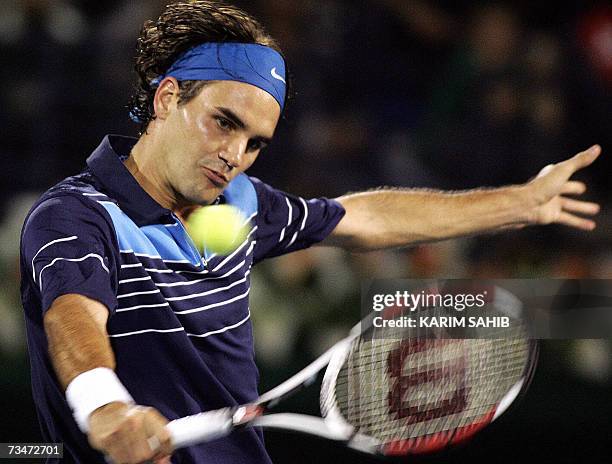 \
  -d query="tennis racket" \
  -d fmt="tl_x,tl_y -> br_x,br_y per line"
166,284 -> 538,456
